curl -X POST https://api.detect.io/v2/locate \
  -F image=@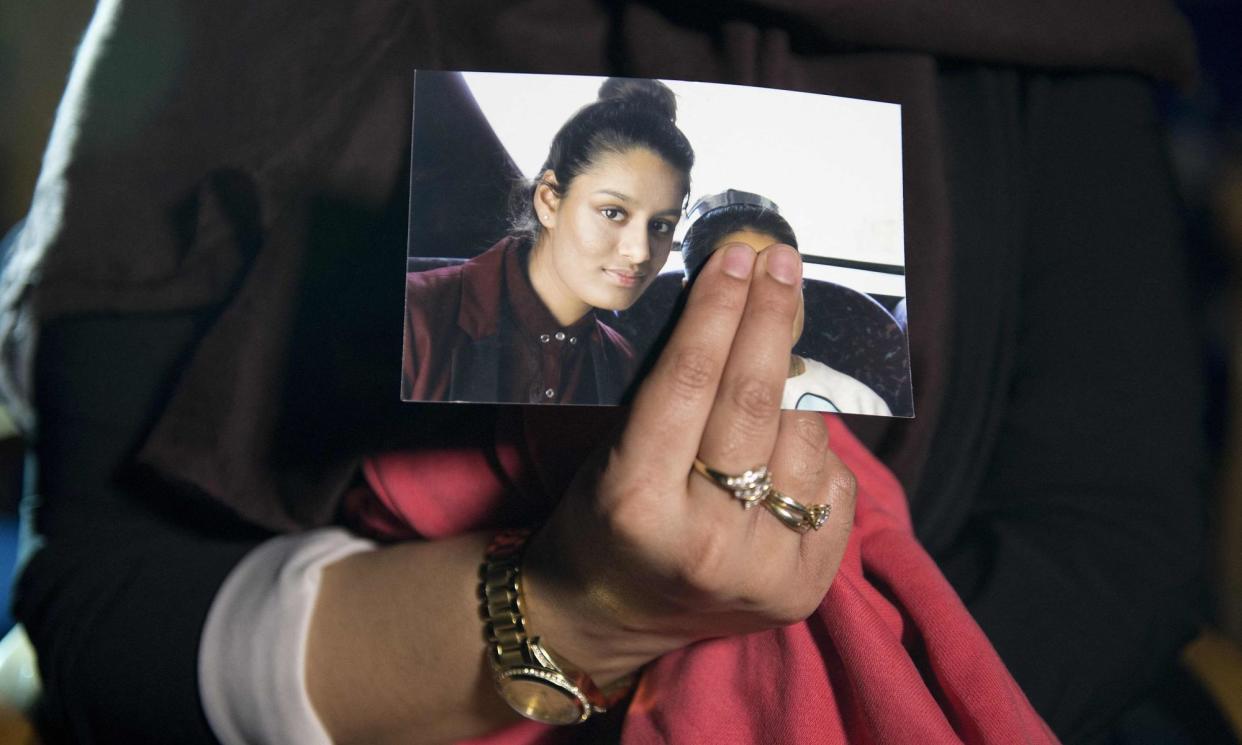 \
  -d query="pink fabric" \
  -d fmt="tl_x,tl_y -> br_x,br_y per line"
353,412 -> 1058,744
